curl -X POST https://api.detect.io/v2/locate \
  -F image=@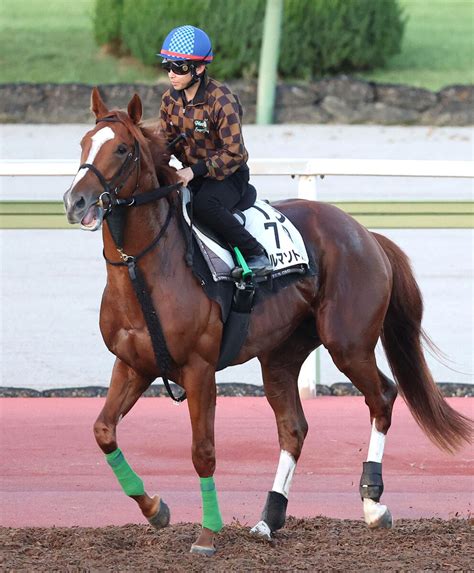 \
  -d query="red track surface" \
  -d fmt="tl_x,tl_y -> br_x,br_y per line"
1,397 -> 472,528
